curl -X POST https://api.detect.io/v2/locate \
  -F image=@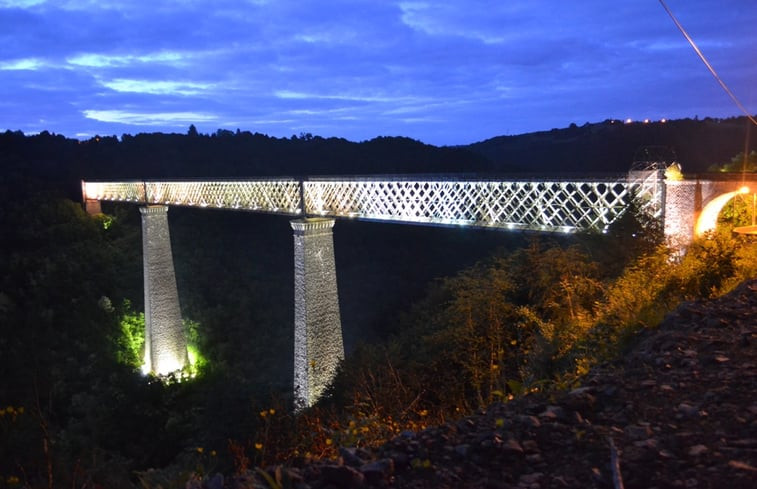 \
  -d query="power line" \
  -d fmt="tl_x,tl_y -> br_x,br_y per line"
659,0 -> 757,126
